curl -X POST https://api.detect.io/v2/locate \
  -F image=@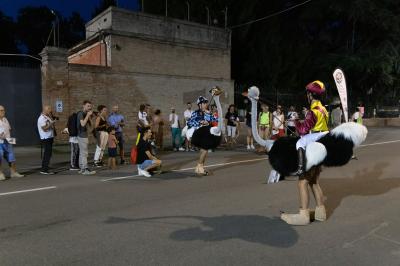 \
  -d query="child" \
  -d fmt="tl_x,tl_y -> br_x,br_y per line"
107,127 -> 119,169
